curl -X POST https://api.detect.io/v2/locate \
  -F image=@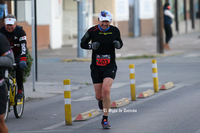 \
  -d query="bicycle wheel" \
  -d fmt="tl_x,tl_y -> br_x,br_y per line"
13,97 -> 24,118
13,86 -> 24,118
4,83 -> 10,121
